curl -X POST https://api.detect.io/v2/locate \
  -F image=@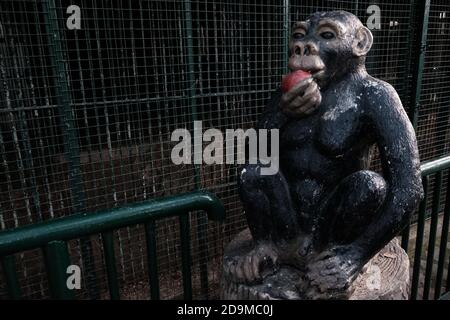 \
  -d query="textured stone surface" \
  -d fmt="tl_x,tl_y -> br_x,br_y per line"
221,229 -> 410,300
